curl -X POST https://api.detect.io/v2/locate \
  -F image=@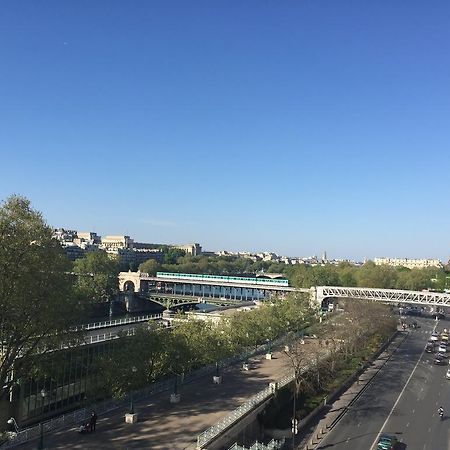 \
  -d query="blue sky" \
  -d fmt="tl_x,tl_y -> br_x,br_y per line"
1,1 -> 450,261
